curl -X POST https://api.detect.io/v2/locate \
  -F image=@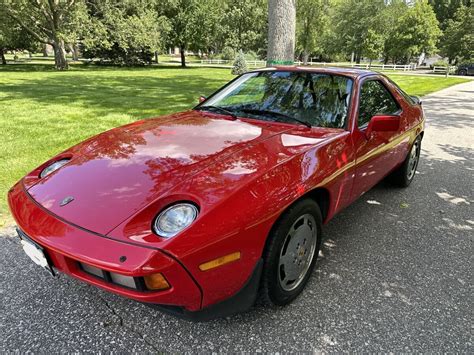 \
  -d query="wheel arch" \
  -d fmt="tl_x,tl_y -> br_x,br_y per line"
262,186 -> 330,256
305,187 -> 330,223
